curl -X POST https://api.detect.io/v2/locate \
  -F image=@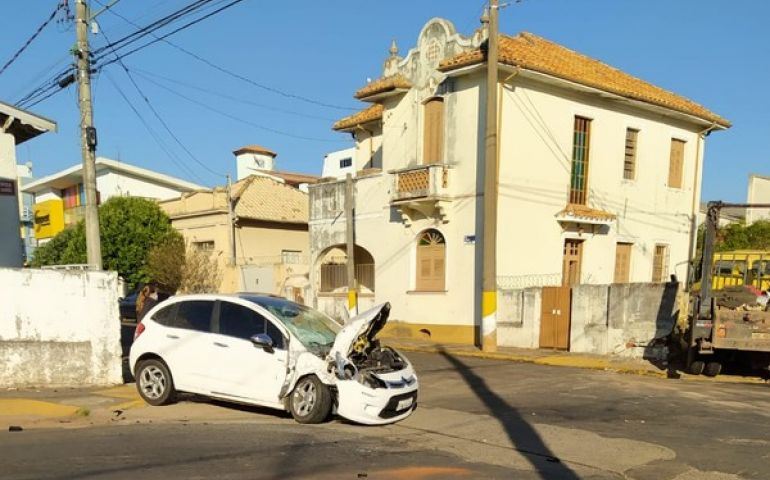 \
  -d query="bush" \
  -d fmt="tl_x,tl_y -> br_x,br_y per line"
31,197 -> 178,289
145,238 -> 223,294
